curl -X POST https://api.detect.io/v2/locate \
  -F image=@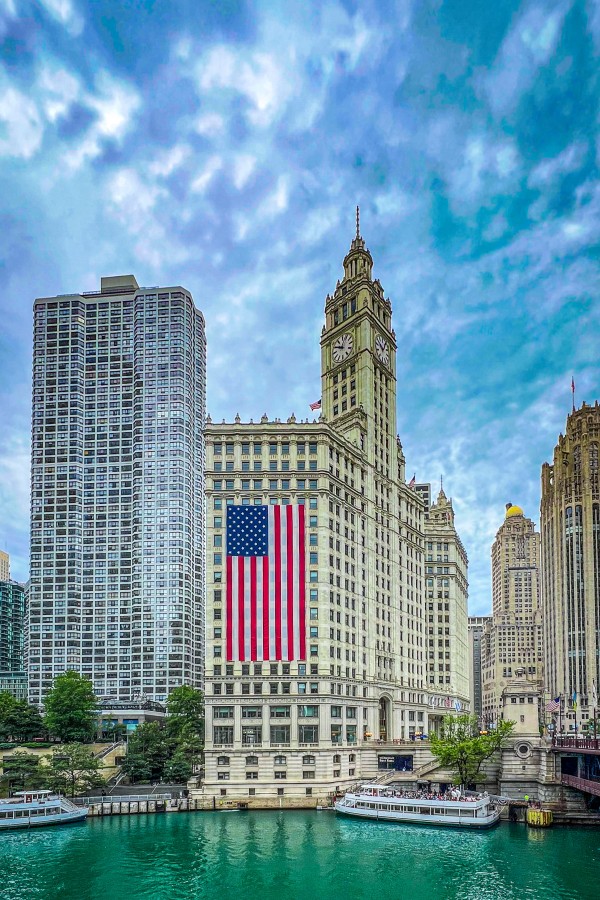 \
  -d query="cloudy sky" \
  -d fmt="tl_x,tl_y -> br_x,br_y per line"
1,0 -> 599,613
